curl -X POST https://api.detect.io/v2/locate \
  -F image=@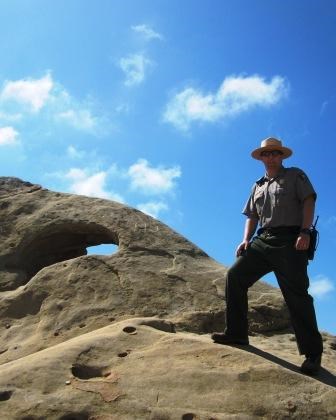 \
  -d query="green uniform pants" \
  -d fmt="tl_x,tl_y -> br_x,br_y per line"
225,231 -> 323,356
